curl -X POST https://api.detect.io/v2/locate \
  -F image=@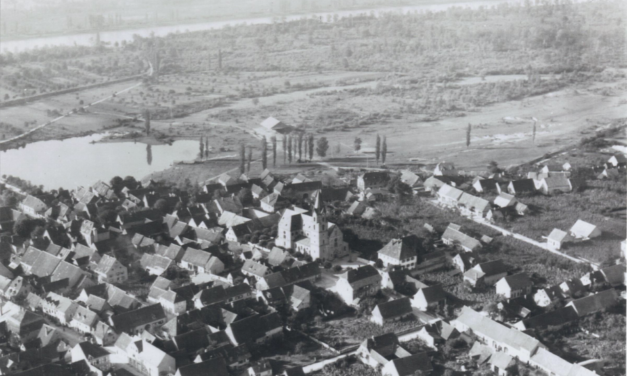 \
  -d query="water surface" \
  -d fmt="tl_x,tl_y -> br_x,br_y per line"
0,134 -> 198,190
